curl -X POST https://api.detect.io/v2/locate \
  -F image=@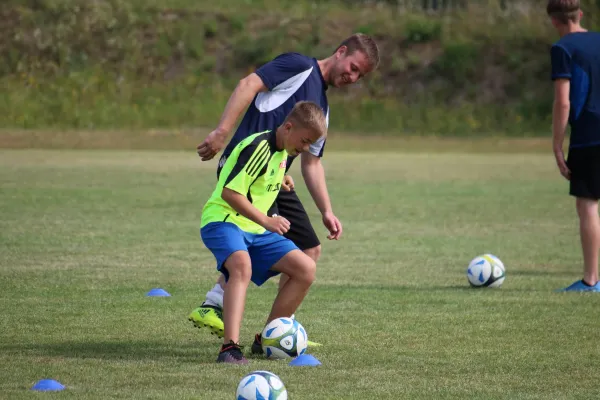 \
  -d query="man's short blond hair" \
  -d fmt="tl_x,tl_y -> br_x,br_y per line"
284,101 -> 328,139
547,0 -> 581,24
336,33 -> 380,70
